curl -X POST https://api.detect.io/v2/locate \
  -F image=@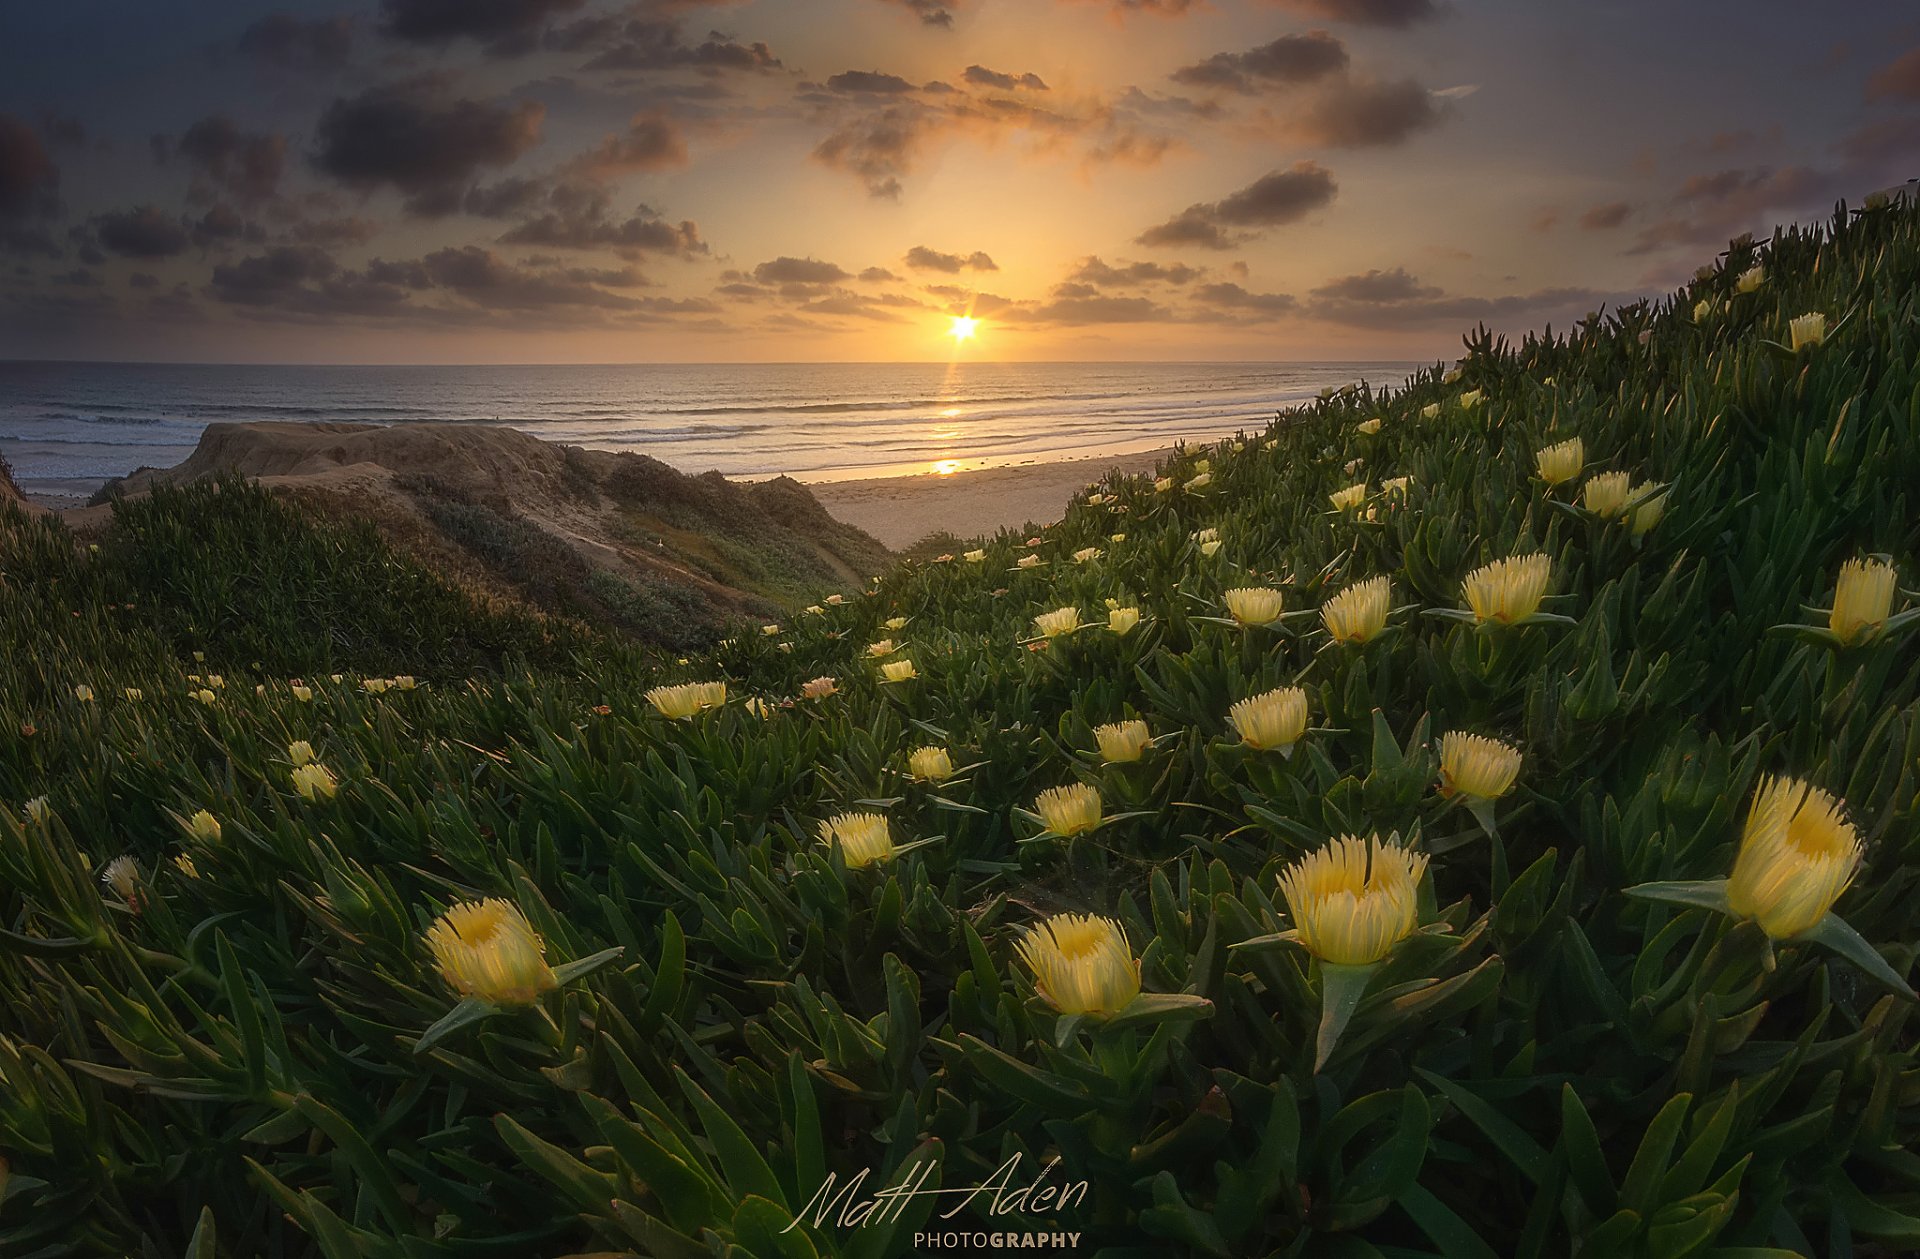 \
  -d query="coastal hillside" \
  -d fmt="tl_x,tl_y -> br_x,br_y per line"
90,421 -> 891,649
4,199 -> 1920,1258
